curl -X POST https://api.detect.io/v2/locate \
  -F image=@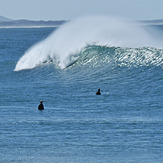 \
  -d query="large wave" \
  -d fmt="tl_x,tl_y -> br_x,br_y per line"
14,16 -> 162,71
